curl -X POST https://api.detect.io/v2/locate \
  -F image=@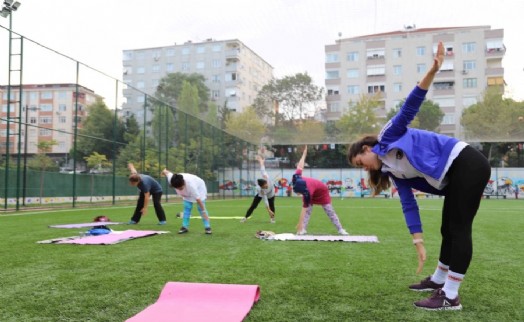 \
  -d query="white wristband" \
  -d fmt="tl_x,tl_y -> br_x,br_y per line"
412,238 -> 424,245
